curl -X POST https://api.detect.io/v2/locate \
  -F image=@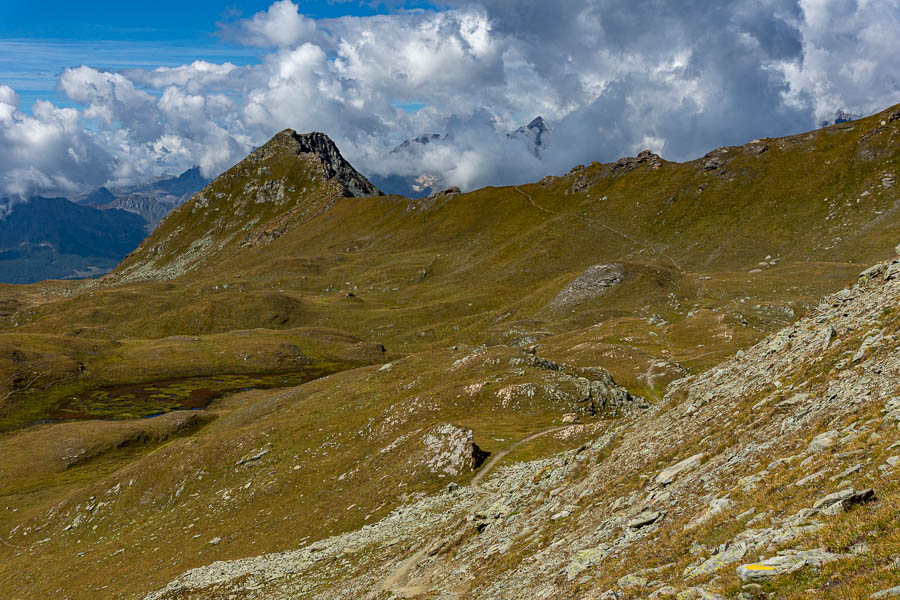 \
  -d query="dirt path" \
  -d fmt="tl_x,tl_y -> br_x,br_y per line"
378,547 -> 430,598
470,424 -> 572,491
514,186 -> 682,271
0,534 -> 20,550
